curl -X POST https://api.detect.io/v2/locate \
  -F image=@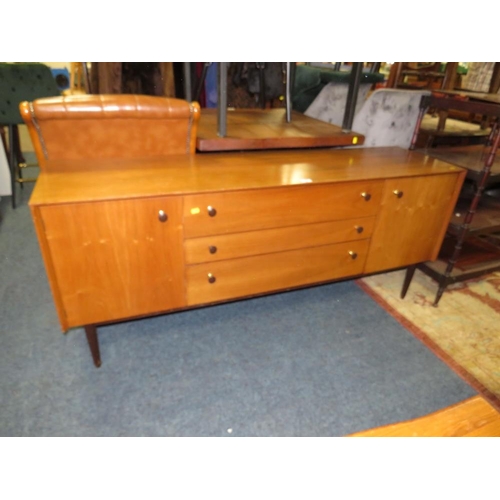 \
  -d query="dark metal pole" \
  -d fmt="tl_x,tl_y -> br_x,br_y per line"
285,62 -> 293,122
217,62 -> 228,137
342,62 -> 364,132
183,62 -> 192,101
257,62 -> 266,109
